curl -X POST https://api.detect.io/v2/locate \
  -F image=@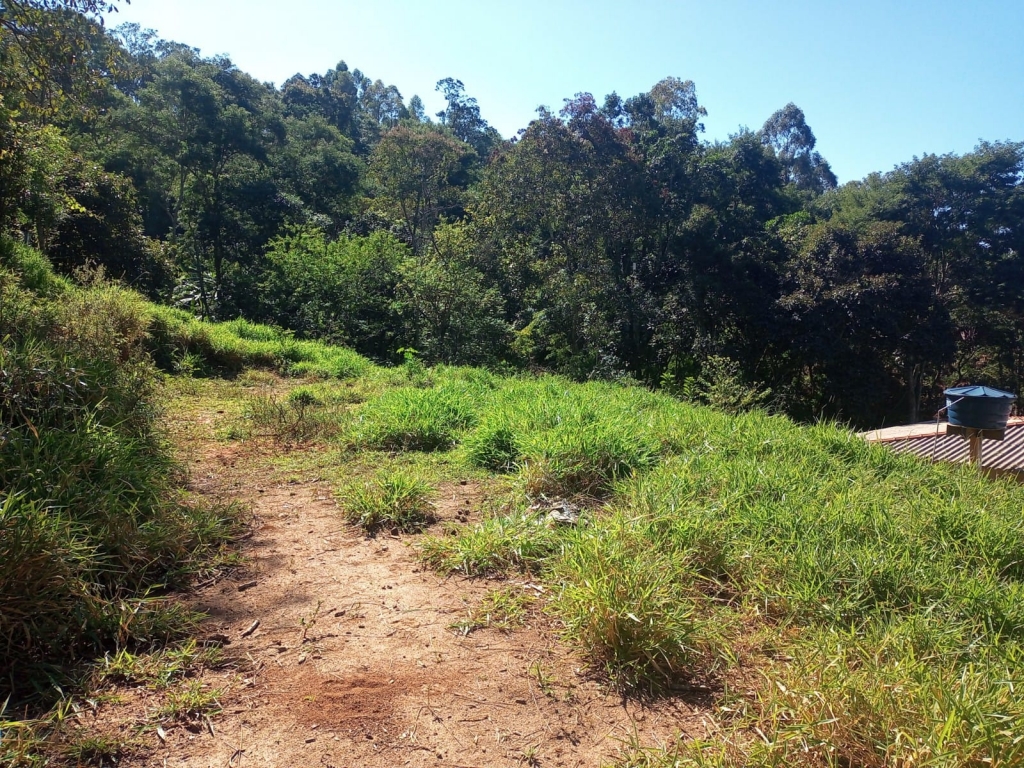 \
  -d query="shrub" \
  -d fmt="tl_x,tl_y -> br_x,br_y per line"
246,389 -> 348,443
